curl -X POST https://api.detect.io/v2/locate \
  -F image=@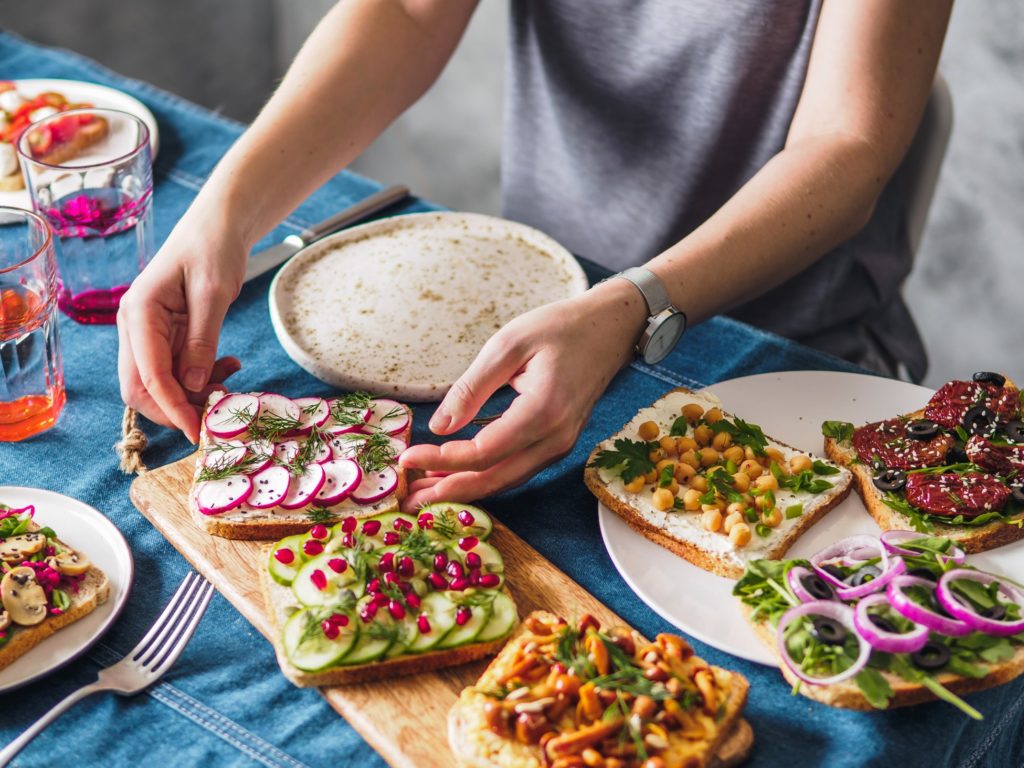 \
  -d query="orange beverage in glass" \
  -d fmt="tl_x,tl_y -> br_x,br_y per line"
0,207 -> 65,441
